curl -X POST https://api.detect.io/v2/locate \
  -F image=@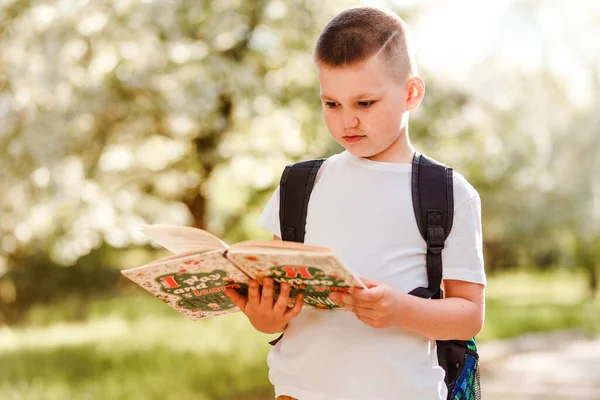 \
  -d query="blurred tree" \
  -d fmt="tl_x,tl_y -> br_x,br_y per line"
1,0 -> 598,323
0,0 -> 355,321
411,0 -> 600,296
0,0 -> 418,322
